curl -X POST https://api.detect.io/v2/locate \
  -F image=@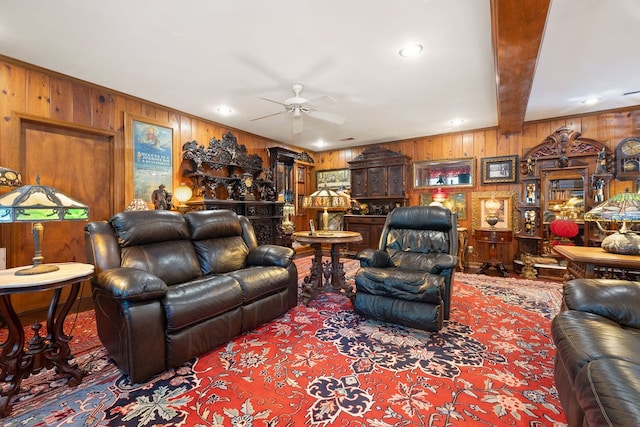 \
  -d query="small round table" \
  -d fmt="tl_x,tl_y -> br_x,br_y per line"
474,228 -> 513,277
293,231 -> 362,304
0,262 -> 94,417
